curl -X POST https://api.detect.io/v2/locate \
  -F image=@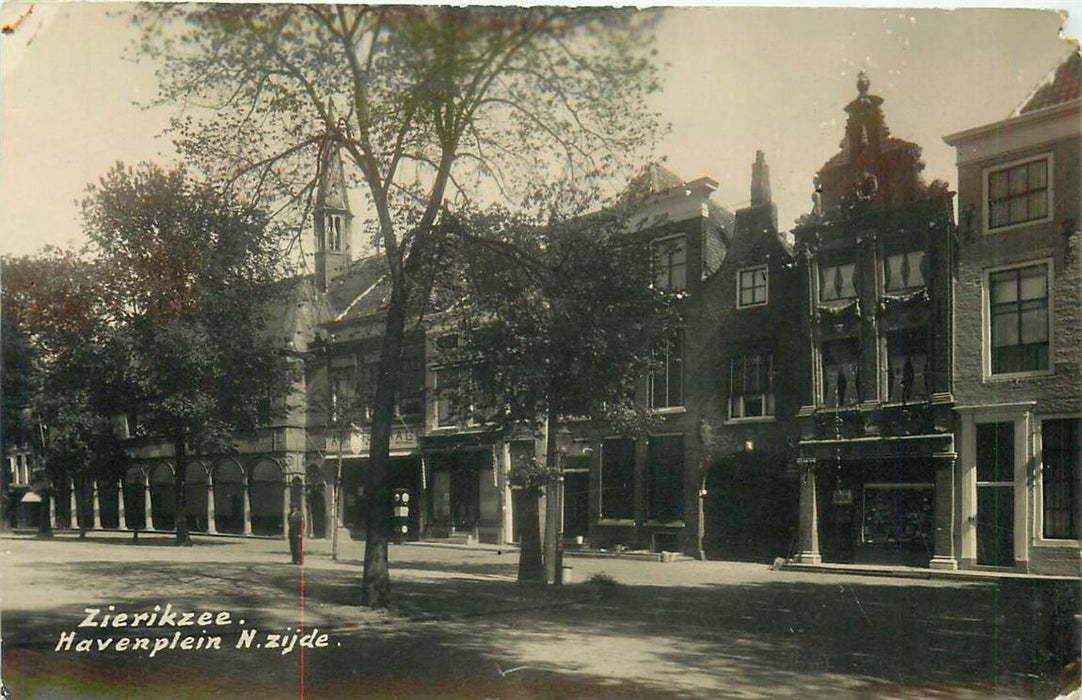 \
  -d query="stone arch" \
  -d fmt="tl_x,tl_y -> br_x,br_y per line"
96,475 -> 121,530
212,459 -> 245,534
123,466 -> 148,531
248,459 -> 284,536
149,463 -> 176,531
703,452 -> 798,563
184,462 -> 209,532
